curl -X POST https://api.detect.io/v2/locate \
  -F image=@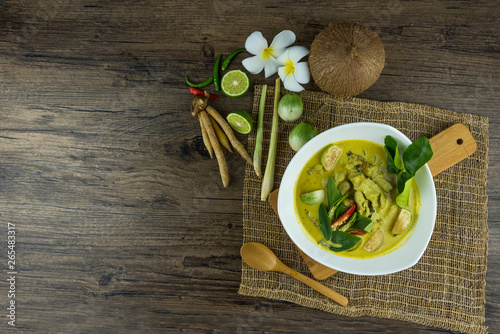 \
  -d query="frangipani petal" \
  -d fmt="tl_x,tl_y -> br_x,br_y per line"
269,30 -> 296,56
293,62 -> 310,84
242,30 -> 307,80
270,47 -> 287,59
264,57 -> 281,78
287,45 -> 310,63
245,31 -> 268,55
277,66 -> 288,80
278,66 -> 305,92
284,76 -> 305,92
276,48 -> 291,65
242,55 -> 266,75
